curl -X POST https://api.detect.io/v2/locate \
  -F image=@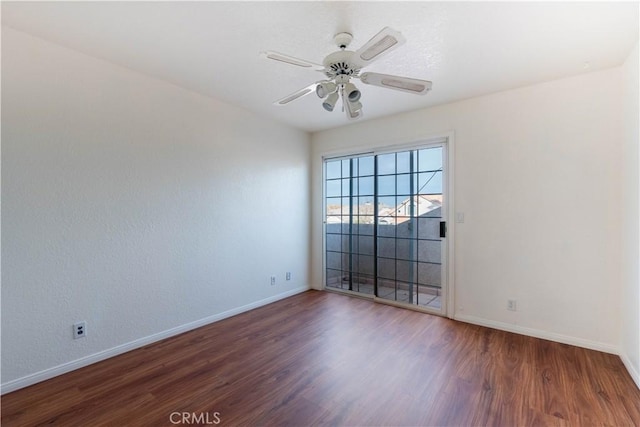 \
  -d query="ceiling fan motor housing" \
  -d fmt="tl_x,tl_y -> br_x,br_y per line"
323,50 -> 360,80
